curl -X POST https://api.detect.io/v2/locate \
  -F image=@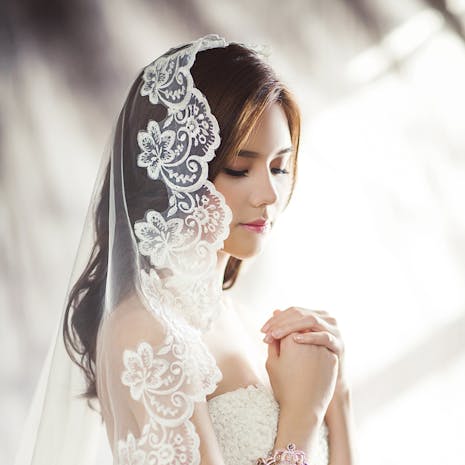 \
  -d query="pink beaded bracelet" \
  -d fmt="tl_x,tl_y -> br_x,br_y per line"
256,443 -> 308,465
